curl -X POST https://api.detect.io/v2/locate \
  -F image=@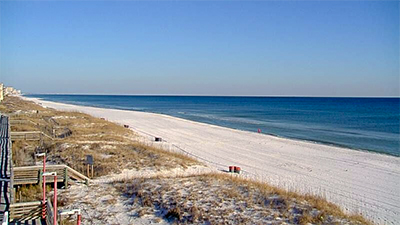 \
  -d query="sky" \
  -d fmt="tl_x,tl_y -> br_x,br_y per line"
0,1 -> 399,96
